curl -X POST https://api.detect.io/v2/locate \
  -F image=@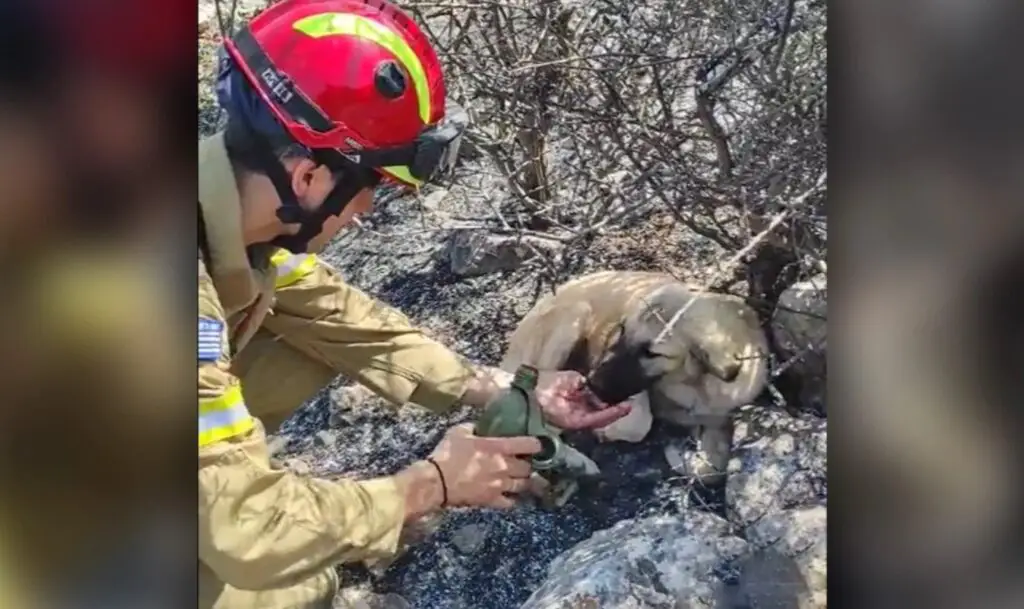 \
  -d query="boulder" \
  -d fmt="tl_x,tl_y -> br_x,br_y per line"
520,512 -> 749,609
334,585 -> 412,609
771,274 -> 827,413
446,230 -> 563,277
741,506 -> 827,609
725,546 -> 815,609
726,407 -> 827,531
